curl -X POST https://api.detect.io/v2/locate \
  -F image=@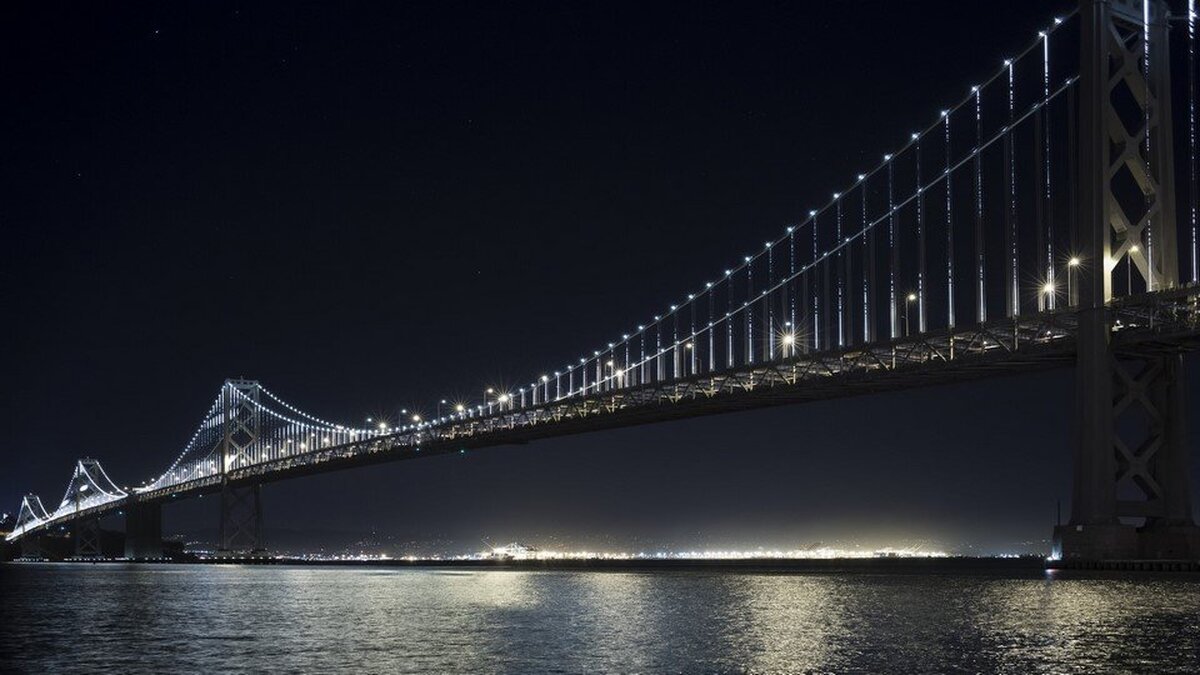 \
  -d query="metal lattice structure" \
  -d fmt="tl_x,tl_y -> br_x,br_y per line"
5,0 -> 1200,559
15,495 -> 50,532
1054,0 -> 1200,560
